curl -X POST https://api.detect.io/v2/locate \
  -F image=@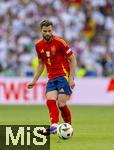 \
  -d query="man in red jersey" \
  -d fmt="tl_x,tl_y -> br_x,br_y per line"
27,20 -> 76,135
